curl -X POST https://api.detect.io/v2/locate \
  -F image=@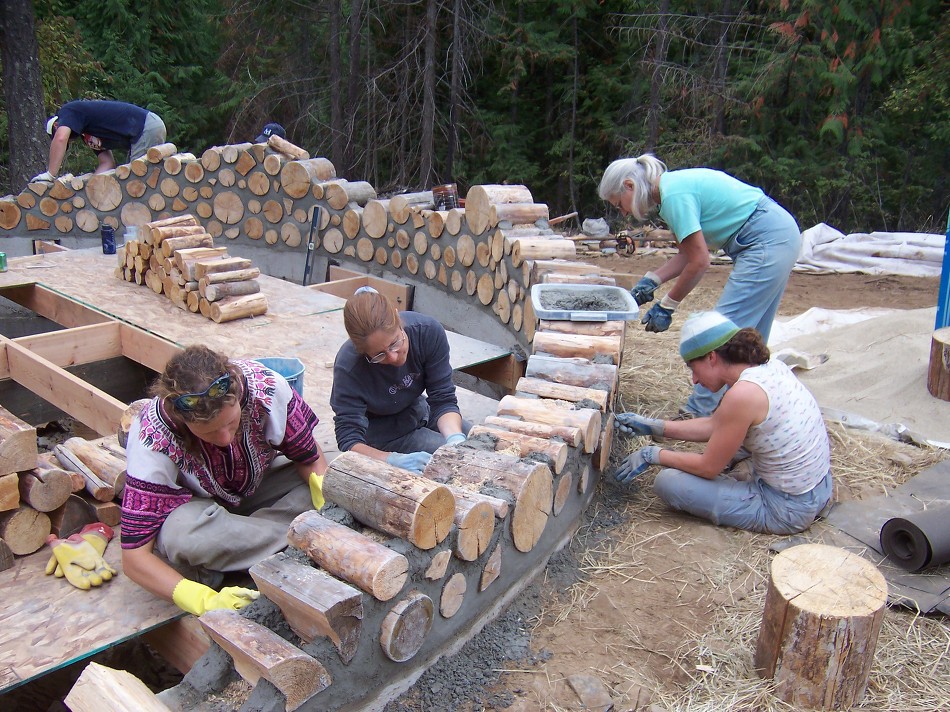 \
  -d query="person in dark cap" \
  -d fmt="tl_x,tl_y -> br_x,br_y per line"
33,99 -> 166,182
255,123 -> 286,143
